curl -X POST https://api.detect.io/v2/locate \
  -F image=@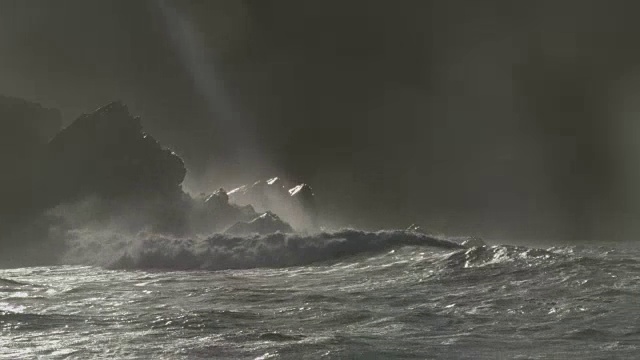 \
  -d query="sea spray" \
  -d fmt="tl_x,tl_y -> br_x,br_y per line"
62,229 -> 465,270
